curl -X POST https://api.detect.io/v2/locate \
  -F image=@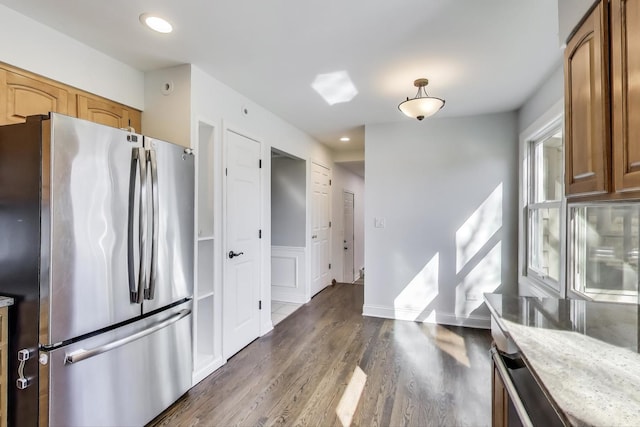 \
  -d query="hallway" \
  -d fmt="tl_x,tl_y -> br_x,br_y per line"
149,284 -> 492,426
